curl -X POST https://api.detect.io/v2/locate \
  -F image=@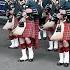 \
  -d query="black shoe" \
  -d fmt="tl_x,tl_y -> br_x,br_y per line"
8,47 -> 18,49
13,47 -> 18,49
63,63 -> 69,67
48,49 -> 53,51
43,37 -> 47,40
18,59 -> 28,62
57,62 -> 63,66
28,59 -> 33,62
